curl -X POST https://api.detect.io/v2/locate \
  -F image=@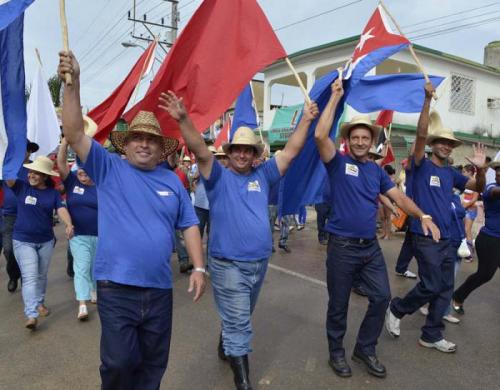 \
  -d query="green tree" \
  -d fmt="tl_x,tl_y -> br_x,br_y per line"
47,74 -> 62,107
